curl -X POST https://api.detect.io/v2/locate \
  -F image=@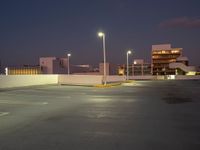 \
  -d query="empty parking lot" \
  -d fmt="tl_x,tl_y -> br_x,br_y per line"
0,80 -> 200,150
